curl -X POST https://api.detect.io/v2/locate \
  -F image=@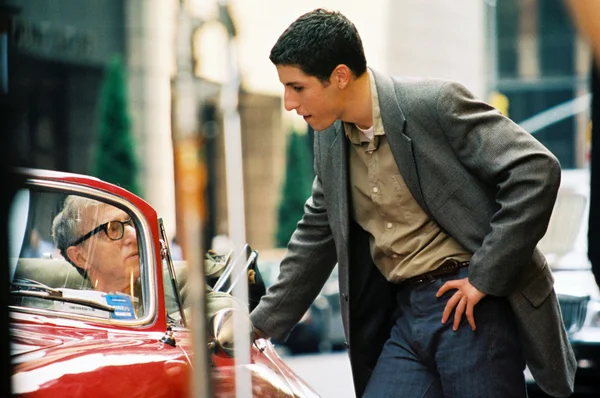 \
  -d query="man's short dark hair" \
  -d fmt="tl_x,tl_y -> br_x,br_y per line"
269,8 -> 367,83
